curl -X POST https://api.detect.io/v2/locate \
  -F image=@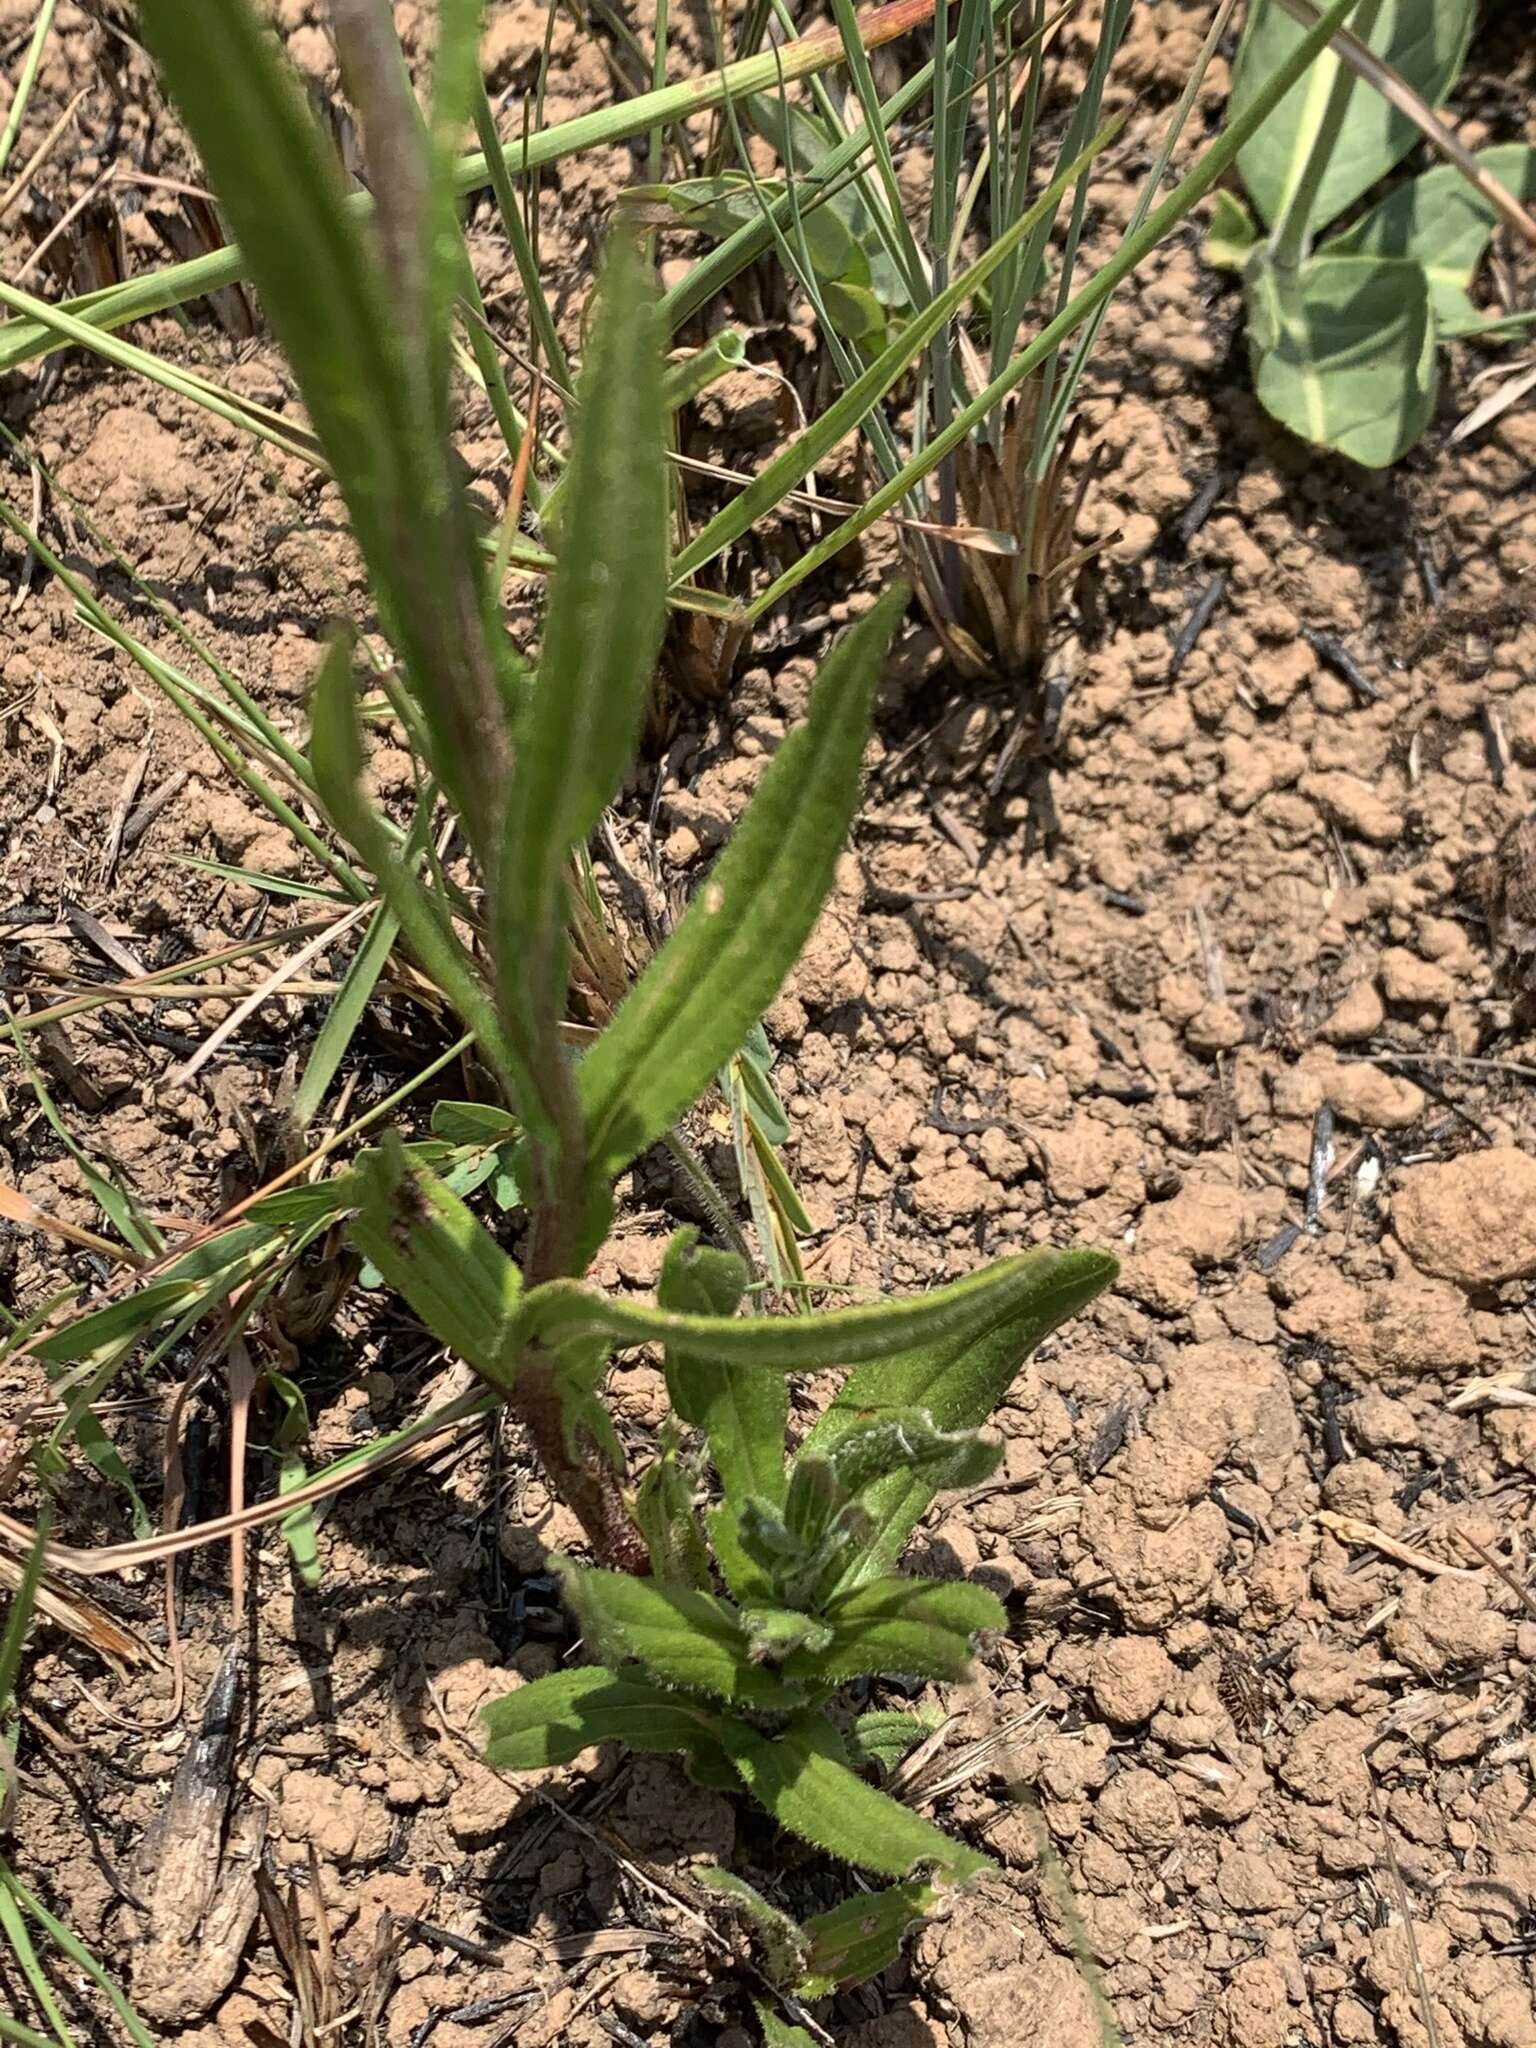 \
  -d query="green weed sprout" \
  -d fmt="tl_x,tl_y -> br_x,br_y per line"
1211,0 -> 1536,465
134,0 -> 1115,1985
